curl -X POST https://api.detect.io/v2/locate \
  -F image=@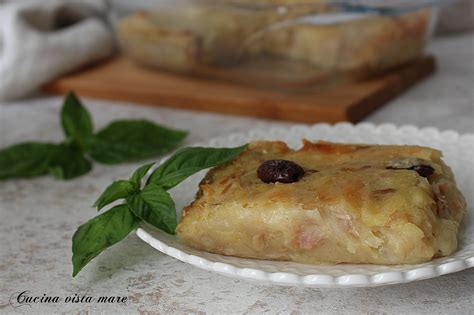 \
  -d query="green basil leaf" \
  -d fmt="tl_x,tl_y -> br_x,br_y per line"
127,184 -> 176,234
147,144 -> 248,190
0,142 -> 58,179
72,204 -> 140,277
61,91 -> 94,146
48,144 -> 92,179
94,180 -> 137,211
130,162 -> 155,187
87,120 -> 188,164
